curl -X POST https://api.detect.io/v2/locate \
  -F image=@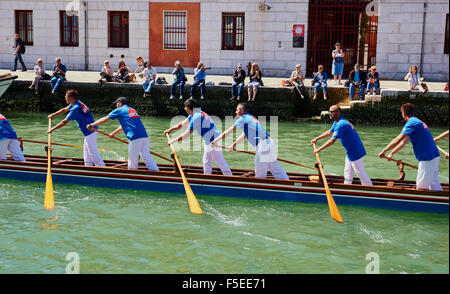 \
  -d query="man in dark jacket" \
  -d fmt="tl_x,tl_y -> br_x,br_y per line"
12,33 -> 27,71
231,64 -> 246,101
348,64 -> 366,101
